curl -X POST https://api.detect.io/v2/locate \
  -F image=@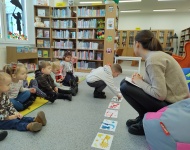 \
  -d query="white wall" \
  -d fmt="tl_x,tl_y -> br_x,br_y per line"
118,12 -> 190,37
